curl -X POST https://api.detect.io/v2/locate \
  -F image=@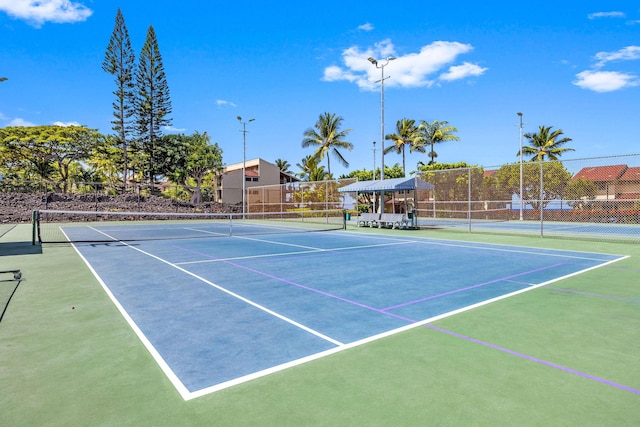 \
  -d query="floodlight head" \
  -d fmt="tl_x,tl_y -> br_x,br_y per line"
367,57 -> 377,65
237,116 -> 242,122
249,118 -> 255,123
388,56 -> 396,61
517,112 -> 522,117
